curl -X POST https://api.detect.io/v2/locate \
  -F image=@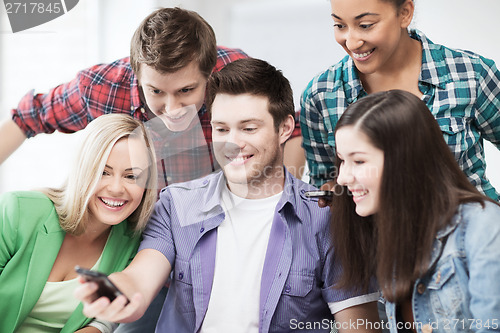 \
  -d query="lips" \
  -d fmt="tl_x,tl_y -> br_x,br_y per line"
165,112 -> 188,122
350,189 -> 368,203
